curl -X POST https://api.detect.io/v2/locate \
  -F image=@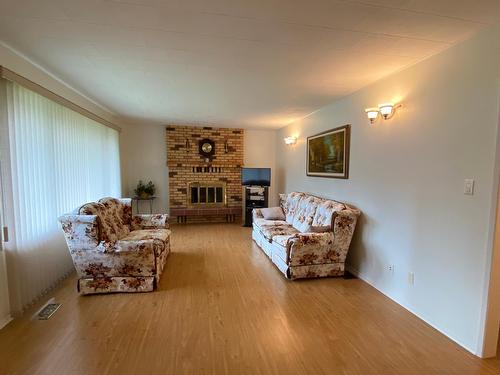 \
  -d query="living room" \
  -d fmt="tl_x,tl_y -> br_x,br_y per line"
1,1 -> 500,374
